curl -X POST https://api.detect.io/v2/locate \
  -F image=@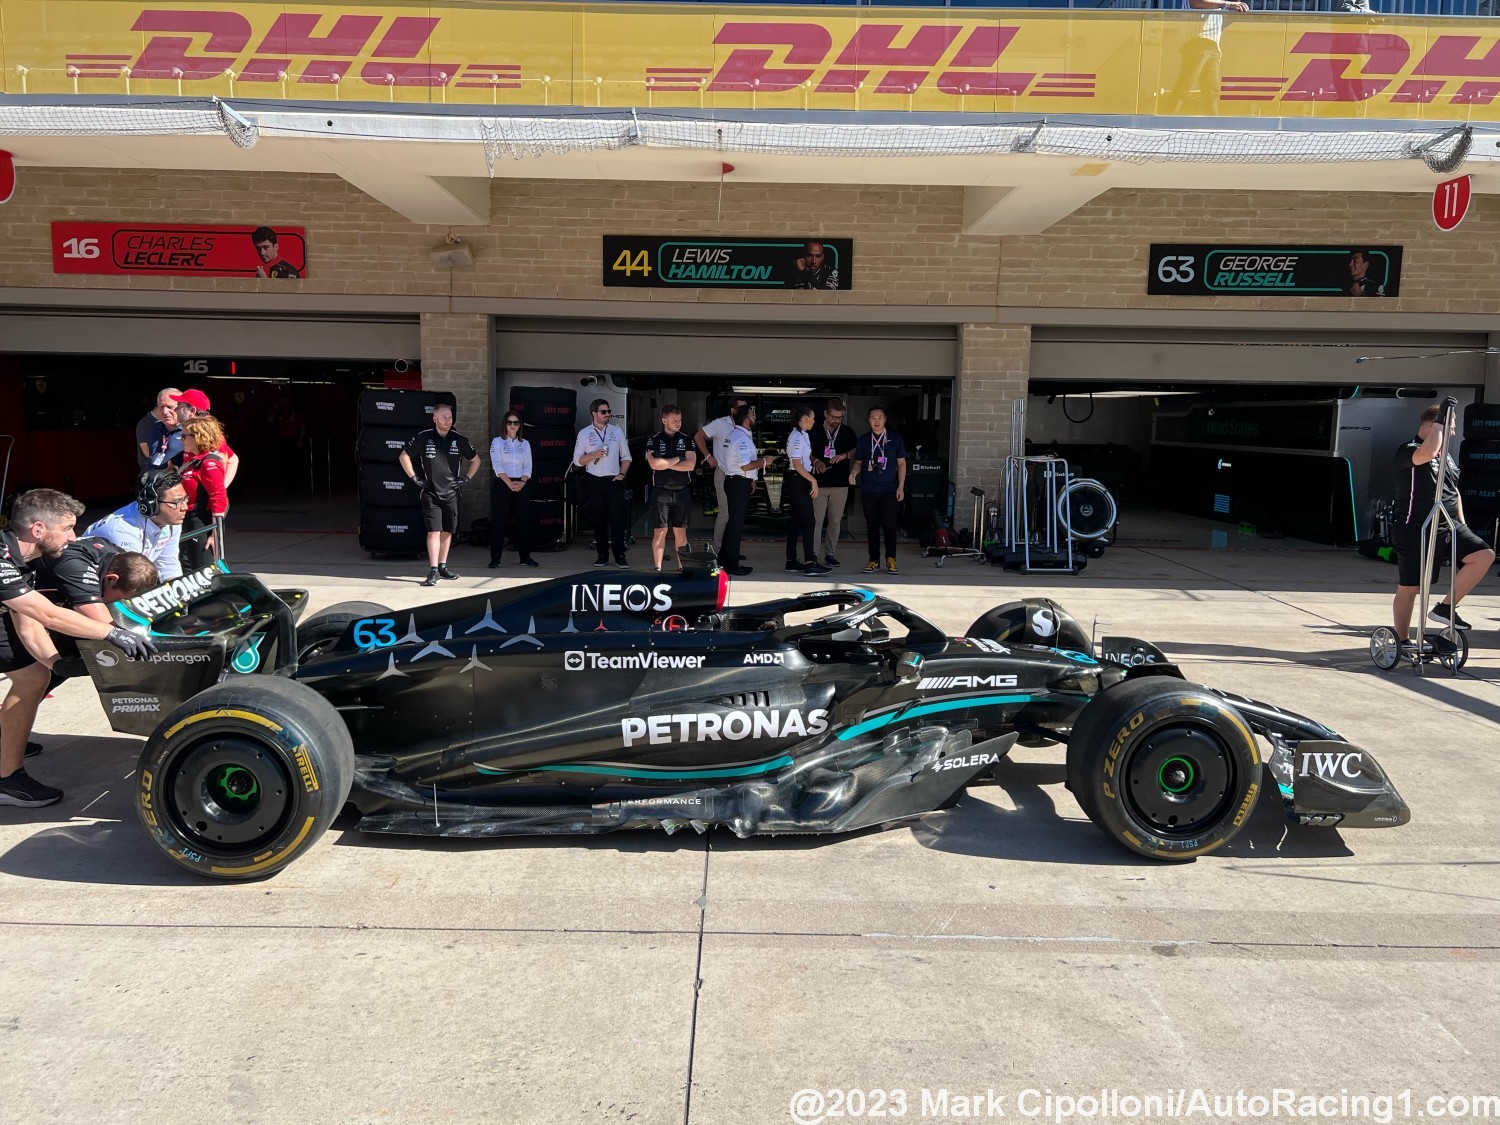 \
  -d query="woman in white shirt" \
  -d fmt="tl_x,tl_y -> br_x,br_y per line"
785,406 -> 831,576
488,412 -> 537,568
